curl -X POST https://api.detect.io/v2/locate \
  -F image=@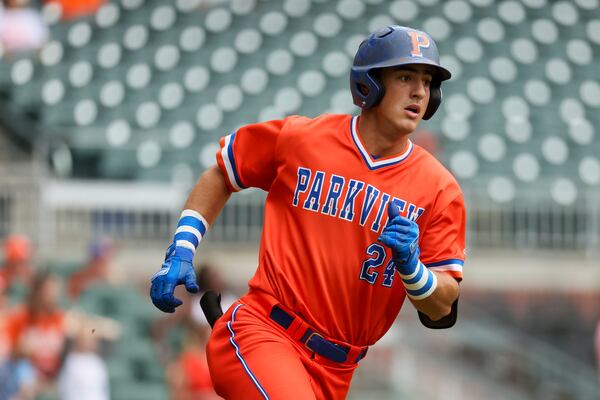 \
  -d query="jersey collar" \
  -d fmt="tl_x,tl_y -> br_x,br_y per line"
350,115 -> 414,170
